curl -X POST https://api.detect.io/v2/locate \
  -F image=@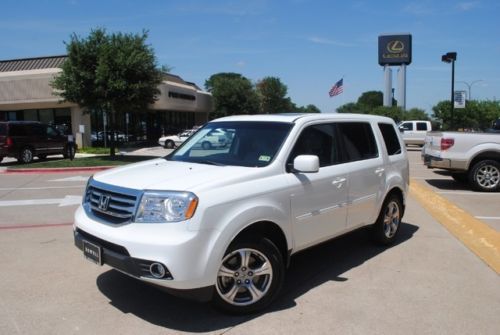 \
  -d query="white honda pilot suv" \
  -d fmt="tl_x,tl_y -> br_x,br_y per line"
74,113 -> 409,314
